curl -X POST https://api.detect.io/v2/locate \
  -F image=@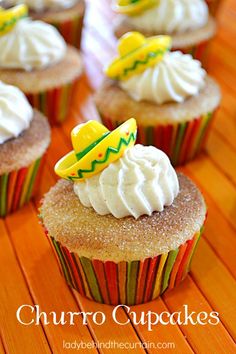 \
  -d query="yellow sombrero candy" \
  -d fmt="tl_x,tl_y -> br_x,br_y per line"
55,119 -> 137,181
114,0 -> 158,16
105,32 -> 171,81
0,5 -> 28,36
